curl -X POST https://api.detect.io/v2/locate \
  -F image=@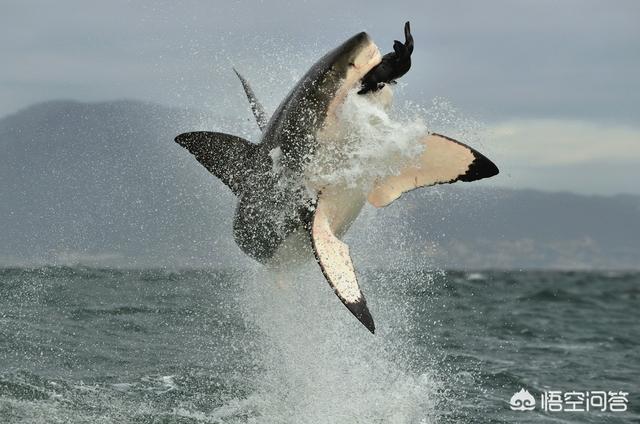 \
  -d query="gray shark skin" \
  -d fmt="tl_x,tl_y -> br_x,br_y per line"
175,27 -> 499,333
179,32 -> 375,260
